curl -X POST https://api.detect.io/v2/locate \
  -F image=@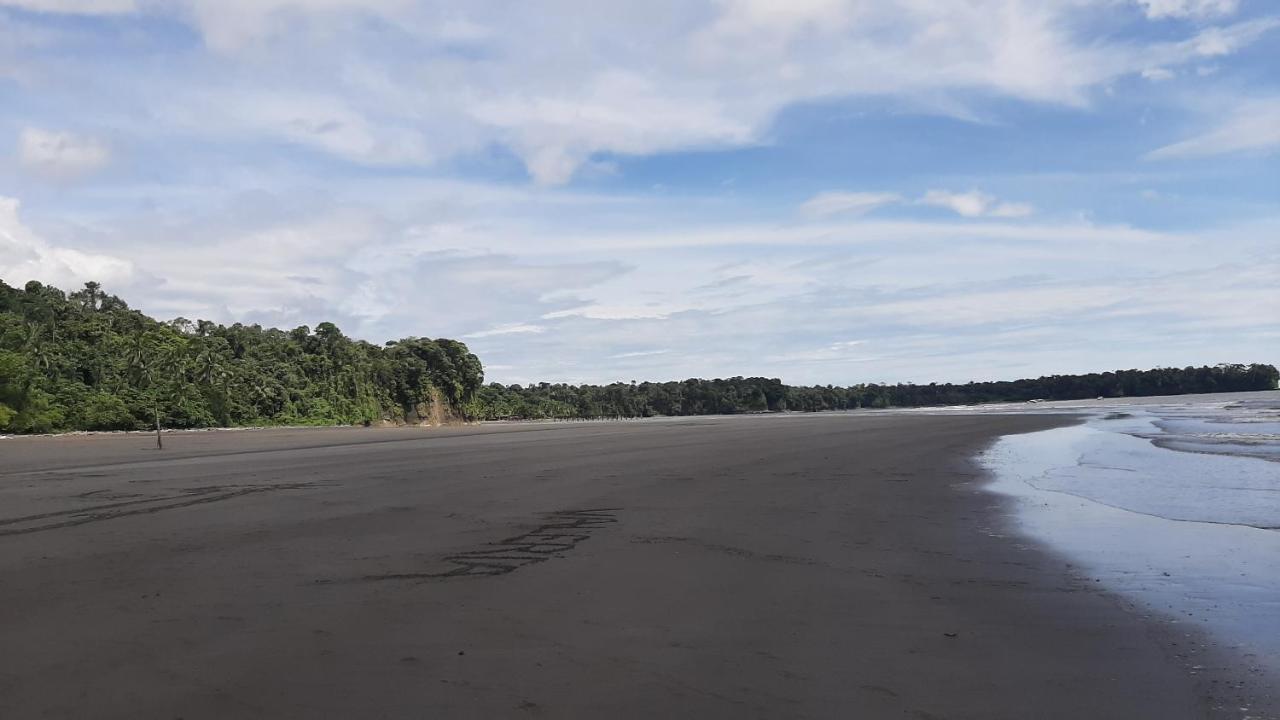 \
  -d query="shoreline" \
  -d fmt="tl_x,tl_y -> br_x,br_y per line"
978,411 -> 1280,719
0,413 -> 1259,718
5,388 -> 1275,441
